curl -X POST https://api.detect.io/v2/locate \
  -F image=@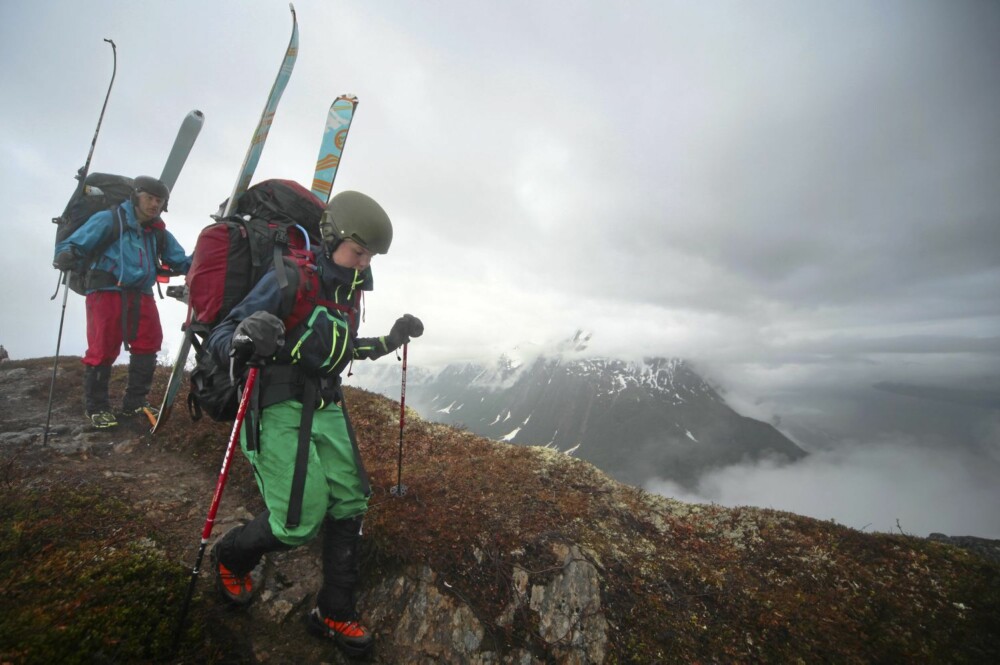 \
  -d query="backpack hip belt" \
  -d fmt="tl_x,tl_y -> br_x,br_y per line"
257,364 -> 342,412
